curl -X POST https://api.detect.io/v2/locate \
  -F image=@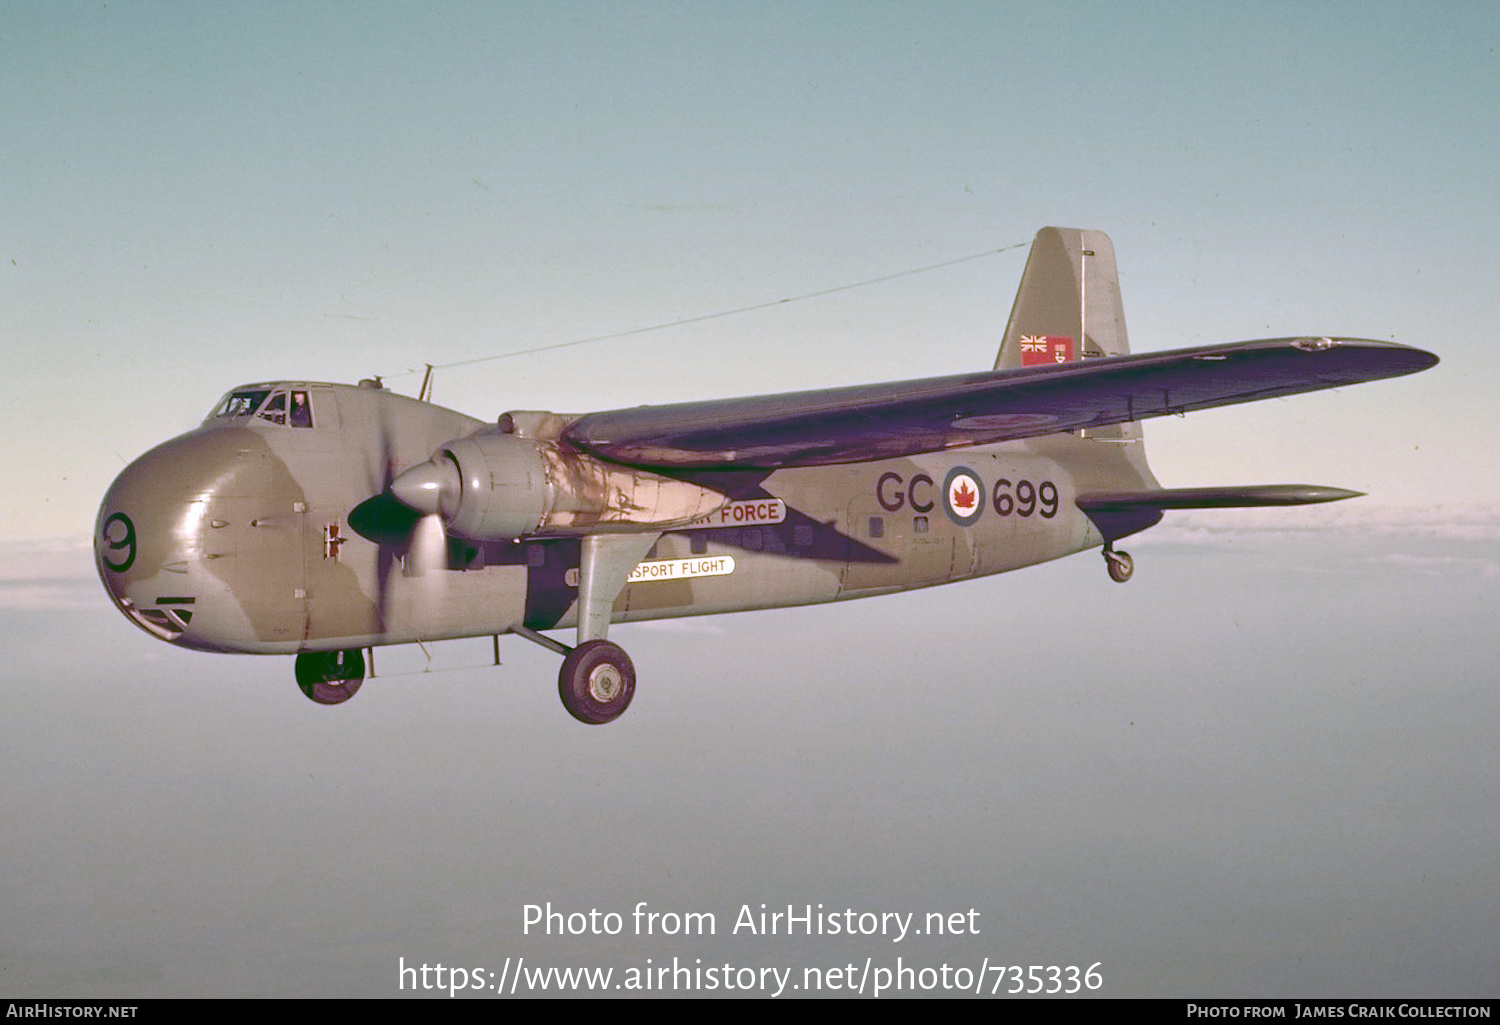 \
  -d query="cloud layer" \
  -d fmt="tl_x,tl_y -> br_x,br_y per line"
0,537 -> 98,610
